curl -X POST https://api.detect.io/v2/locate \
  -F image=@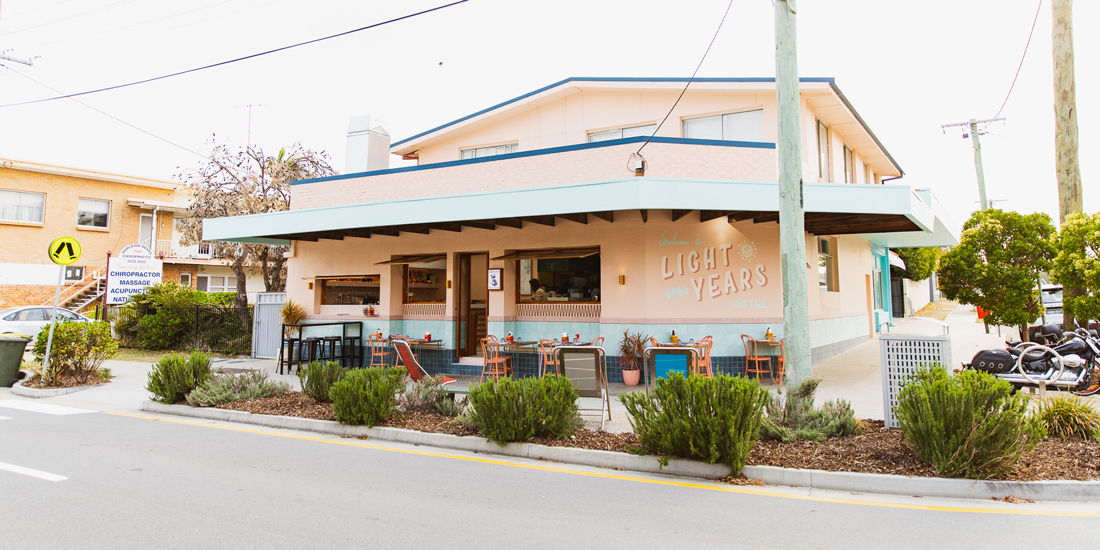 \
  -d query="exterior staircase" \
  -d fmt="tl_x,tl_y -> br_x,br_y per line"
39,265 -> 106,313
